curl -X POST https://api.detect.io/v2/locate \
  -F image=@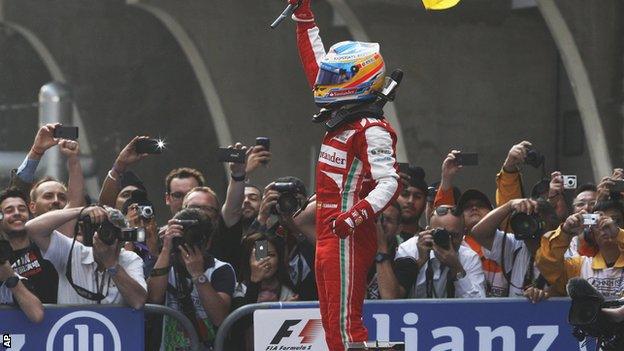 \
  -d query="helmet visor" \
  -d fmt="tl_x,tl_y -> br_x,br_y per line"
316,63 -> 356,86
